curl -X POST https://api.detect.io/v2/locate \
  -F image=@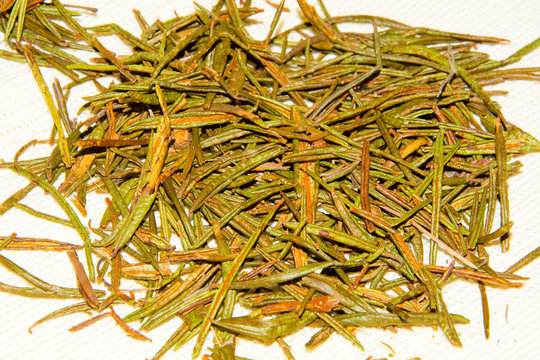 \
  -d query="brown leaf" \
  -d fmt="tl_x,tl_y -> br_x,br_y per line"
110,308 -> 151,342
67,250 -> 99,309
